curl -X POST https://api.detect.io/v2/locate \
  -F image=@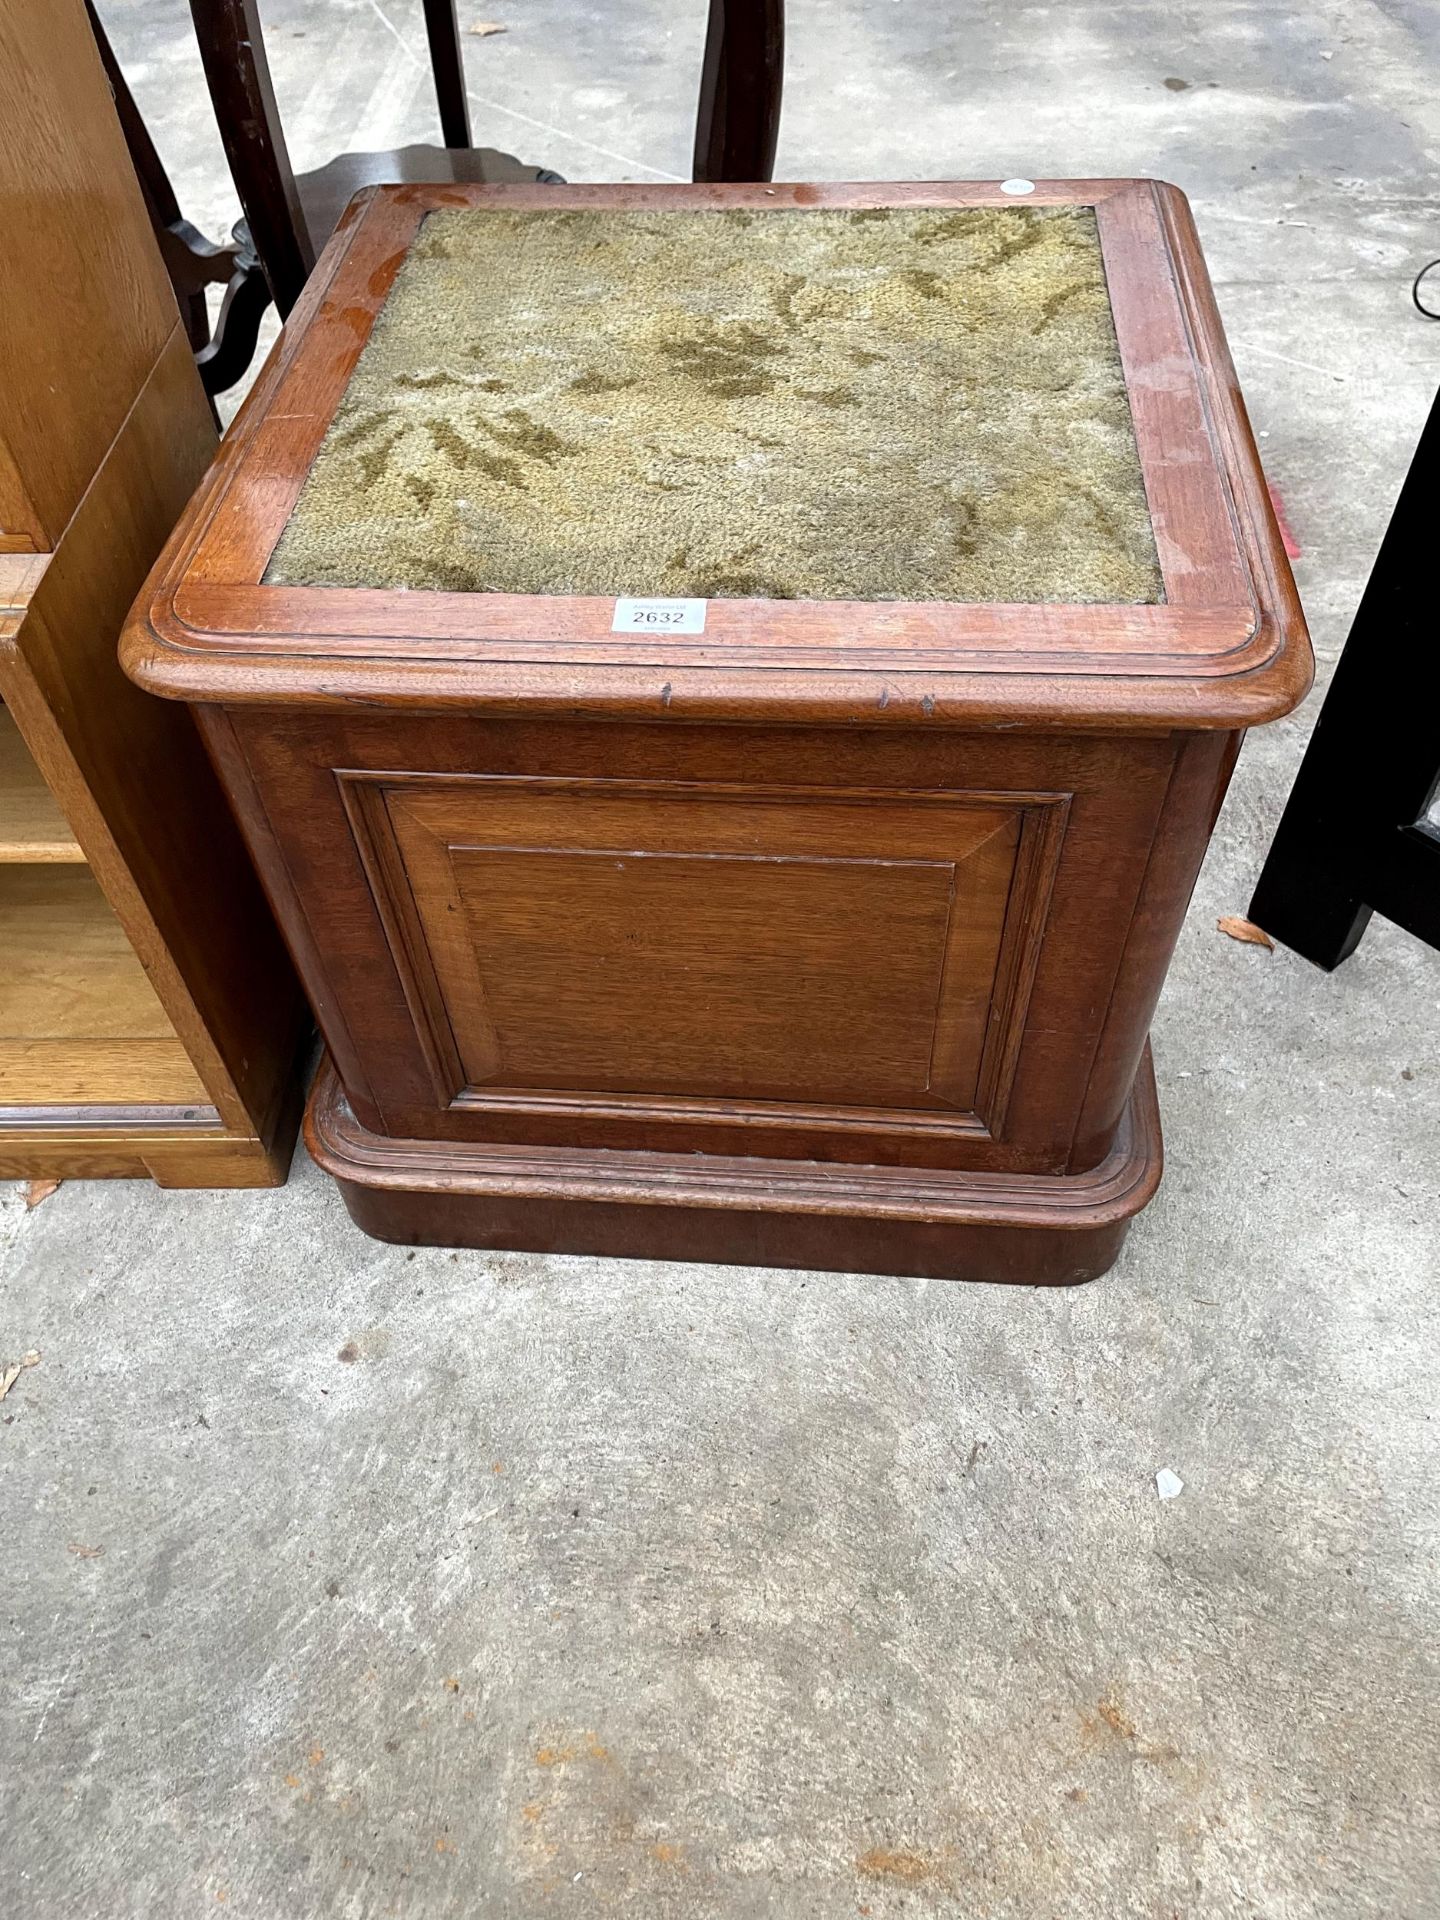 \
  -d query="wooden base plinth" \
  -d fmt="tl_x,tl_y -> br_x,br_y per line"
306,1048 -> 1162,1286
